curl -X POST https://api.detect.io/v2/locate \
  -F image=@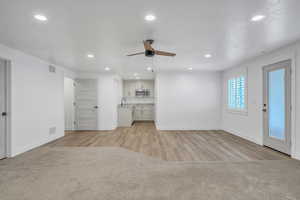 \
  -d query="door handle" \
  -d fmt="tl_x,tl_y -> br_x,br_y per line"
94,106 -> 99,109
1,112 -> 7,116
262,104 -> 267,112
